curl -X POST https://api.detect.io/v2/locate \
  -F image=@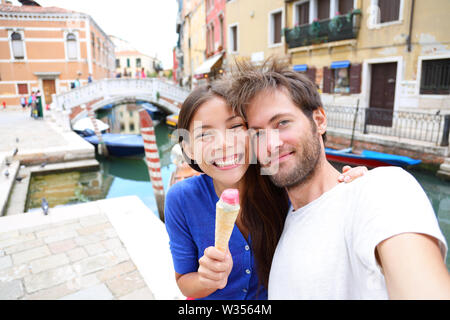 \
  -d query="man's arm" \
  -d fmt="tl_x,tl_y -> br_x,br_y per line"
376,232 -> 450,299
